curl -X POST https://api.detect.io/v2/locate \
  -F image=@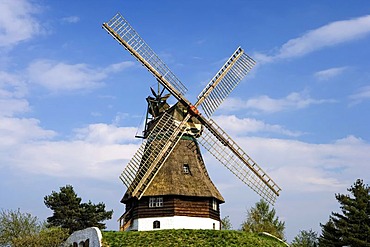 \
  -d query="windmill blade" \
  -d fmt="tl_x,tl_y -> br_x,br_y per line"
120,112 -> 191,199
196,47 -> 256,118
160,93 -> 171,101
103,13 -> 188,100
197,117 -> 281,204
150,87 -> 158,98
